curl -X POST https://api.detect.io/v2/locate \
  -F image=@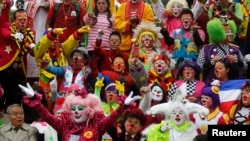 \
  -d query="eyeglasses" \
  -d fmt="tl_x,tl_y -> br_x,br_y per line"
9,112 -> 24,116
